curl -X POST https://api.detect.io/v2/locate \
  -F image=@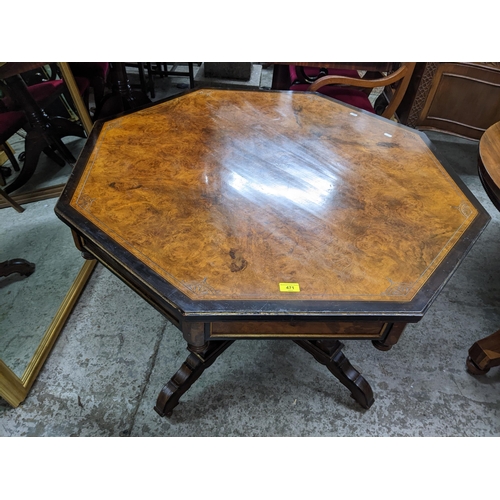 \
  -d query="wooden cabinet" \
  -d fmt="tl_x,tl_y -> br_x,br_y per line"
397,62 -> 500,140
